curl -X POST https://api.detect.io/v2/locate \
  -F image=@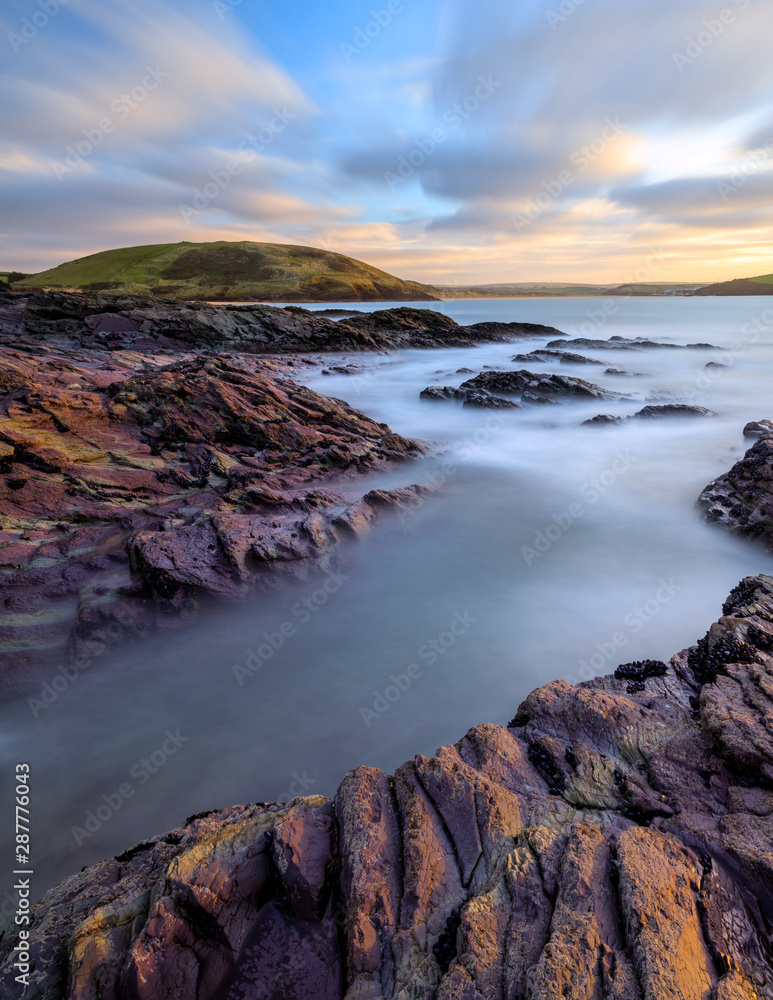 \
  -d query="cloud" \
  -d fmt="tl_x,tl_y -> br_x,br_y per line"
2,0 -> 773,281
